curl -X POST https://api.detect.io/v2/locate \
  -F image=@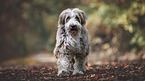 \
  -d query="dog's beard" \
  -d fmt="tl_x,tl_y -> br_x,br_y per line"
65,23 -> 81,39
66,26 -> 82,52
67,26 -> 81,40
